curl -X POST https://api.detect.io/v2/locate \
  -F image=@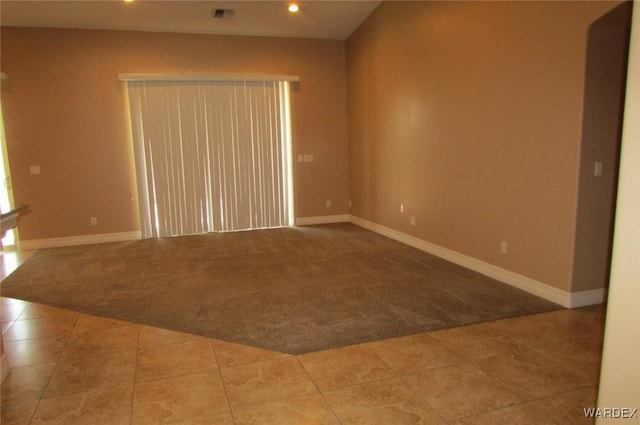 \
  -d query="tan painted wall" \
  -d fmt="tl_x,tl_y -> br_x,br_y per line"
0,27 -> 349,240
347,1 -> 620,292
